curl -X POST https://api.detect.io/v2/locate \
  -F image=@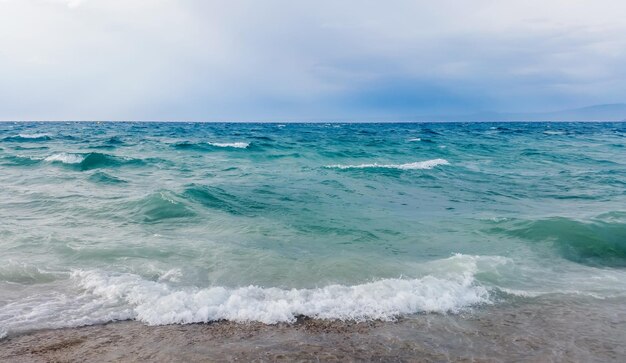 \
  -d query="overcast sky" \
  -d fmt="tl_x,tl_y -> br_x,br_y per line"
1,0 -> 625,121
